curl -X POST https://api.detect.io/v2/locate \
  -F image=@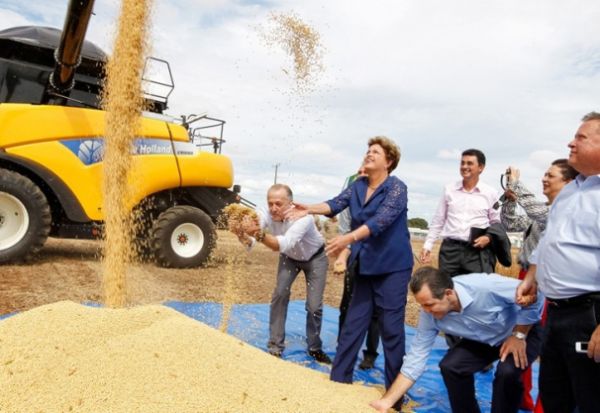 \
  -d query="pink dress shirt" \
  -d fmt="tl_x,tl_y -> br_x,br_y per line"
423,180 -> 501,251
